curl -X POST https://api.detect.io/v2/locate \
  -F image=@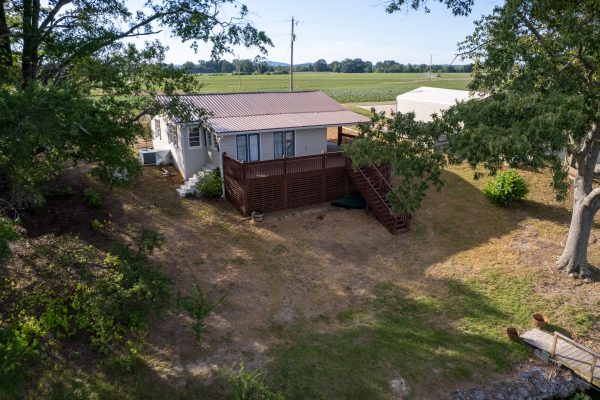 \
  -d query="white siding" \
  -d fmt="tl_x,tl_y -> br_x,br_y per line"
151,117 -> 216,179
219,135 -> 236,162
181,125 -> 207,179
295,127 -> 327,156
151,116 -> 185,177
